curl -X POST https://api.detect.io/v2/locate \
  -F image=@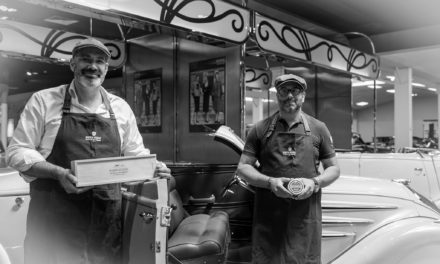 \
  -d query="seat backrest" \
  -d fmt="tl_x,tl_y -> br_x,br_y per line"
168,178 -> 189,236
